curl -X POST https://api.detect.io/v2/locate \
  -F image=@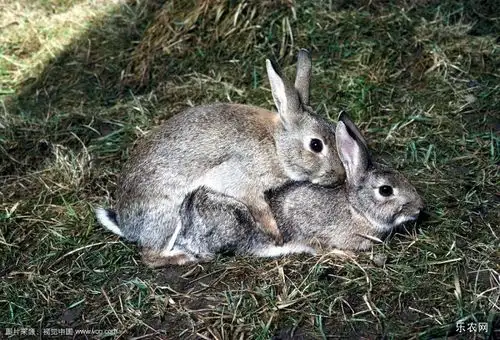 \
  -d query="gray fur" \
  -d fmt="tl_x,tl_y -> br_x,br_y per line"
97,50 -> 346,257
97,116 -> 424,267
